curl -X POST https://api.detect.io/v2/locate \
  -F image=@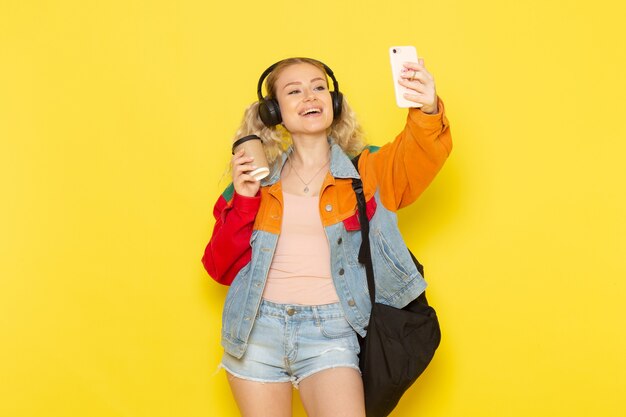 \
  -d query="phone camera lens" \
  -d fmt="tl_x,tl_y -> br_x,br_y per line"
392,49 -> 397,53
